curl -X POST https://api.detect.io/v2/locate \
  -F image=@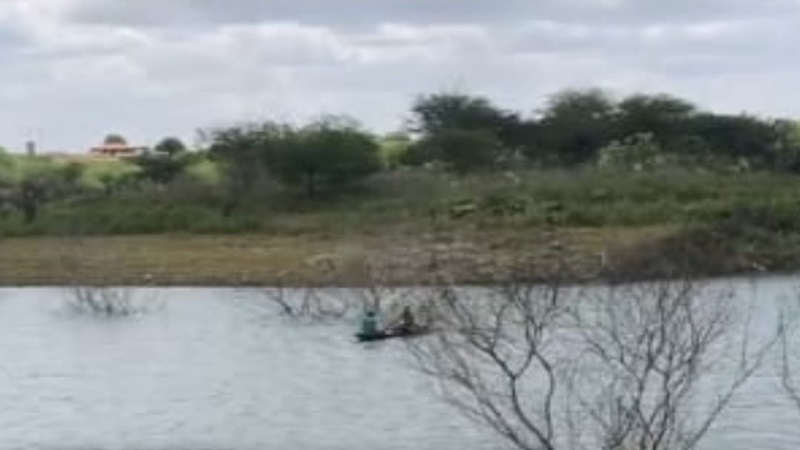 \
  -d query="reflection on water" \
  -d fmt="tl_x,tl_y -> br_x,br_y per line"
0,279 -> 797,450
0,288 -> 493,450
